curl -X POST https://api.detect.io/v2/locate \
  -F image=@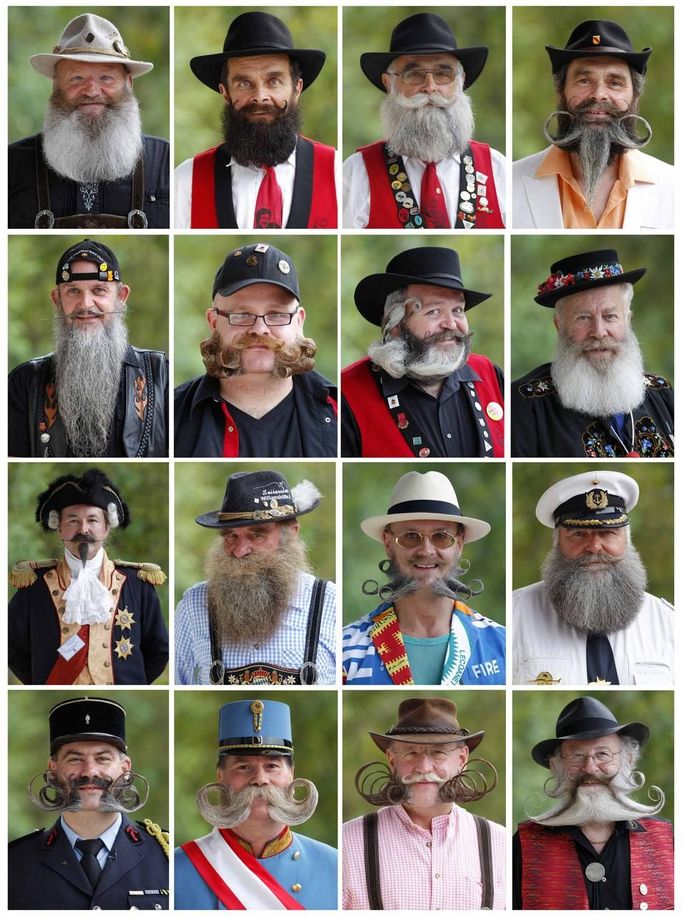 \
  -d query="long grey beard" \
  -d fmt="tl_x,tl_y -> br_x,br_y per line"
54,311 -> 129,456
542,545 -> 647,634
551,329 -> 646,416
42,91 -> 143,182
531,769 -> 665,826
205,534 -> 310,646
382,88 -> 474,161
369,327 -> 472,382
196,780 -> 318,828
